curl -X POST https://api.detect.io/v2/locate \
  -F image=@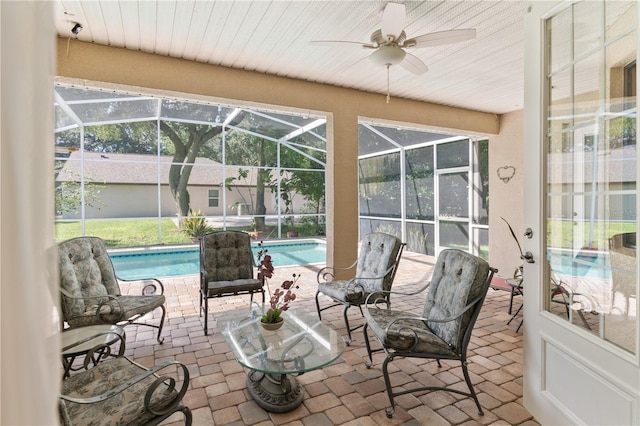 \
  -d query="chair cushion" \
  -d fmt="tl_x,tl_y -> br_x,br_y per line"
61,357 -> 177,426
364,307 -> 457,356
59,237 -> 121,318
317,280 -> 382,305
206,278 -> 262,297
422,249 -> 490,351
65,295 -> 166,328
201,232 -> 255,281
355,233 -> 402,293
